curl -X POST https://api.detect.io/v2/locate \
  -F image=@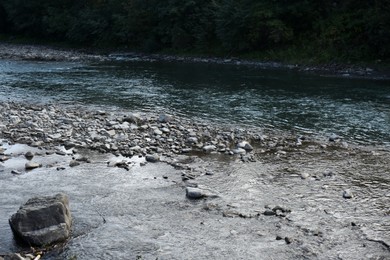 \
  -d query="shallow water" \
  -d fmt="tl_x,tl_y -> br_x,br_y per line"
0,58 -> 389,259
0,59 -> 389,145
0,142 -> 389,259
